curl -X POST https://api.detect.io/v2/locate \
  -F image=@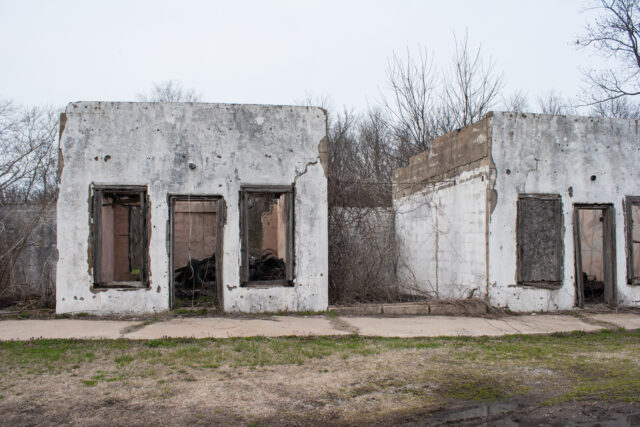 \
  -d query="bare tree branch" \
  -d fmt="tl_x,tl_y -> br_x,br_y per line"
137,79 -> 202,102
578,0 -> 640,104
